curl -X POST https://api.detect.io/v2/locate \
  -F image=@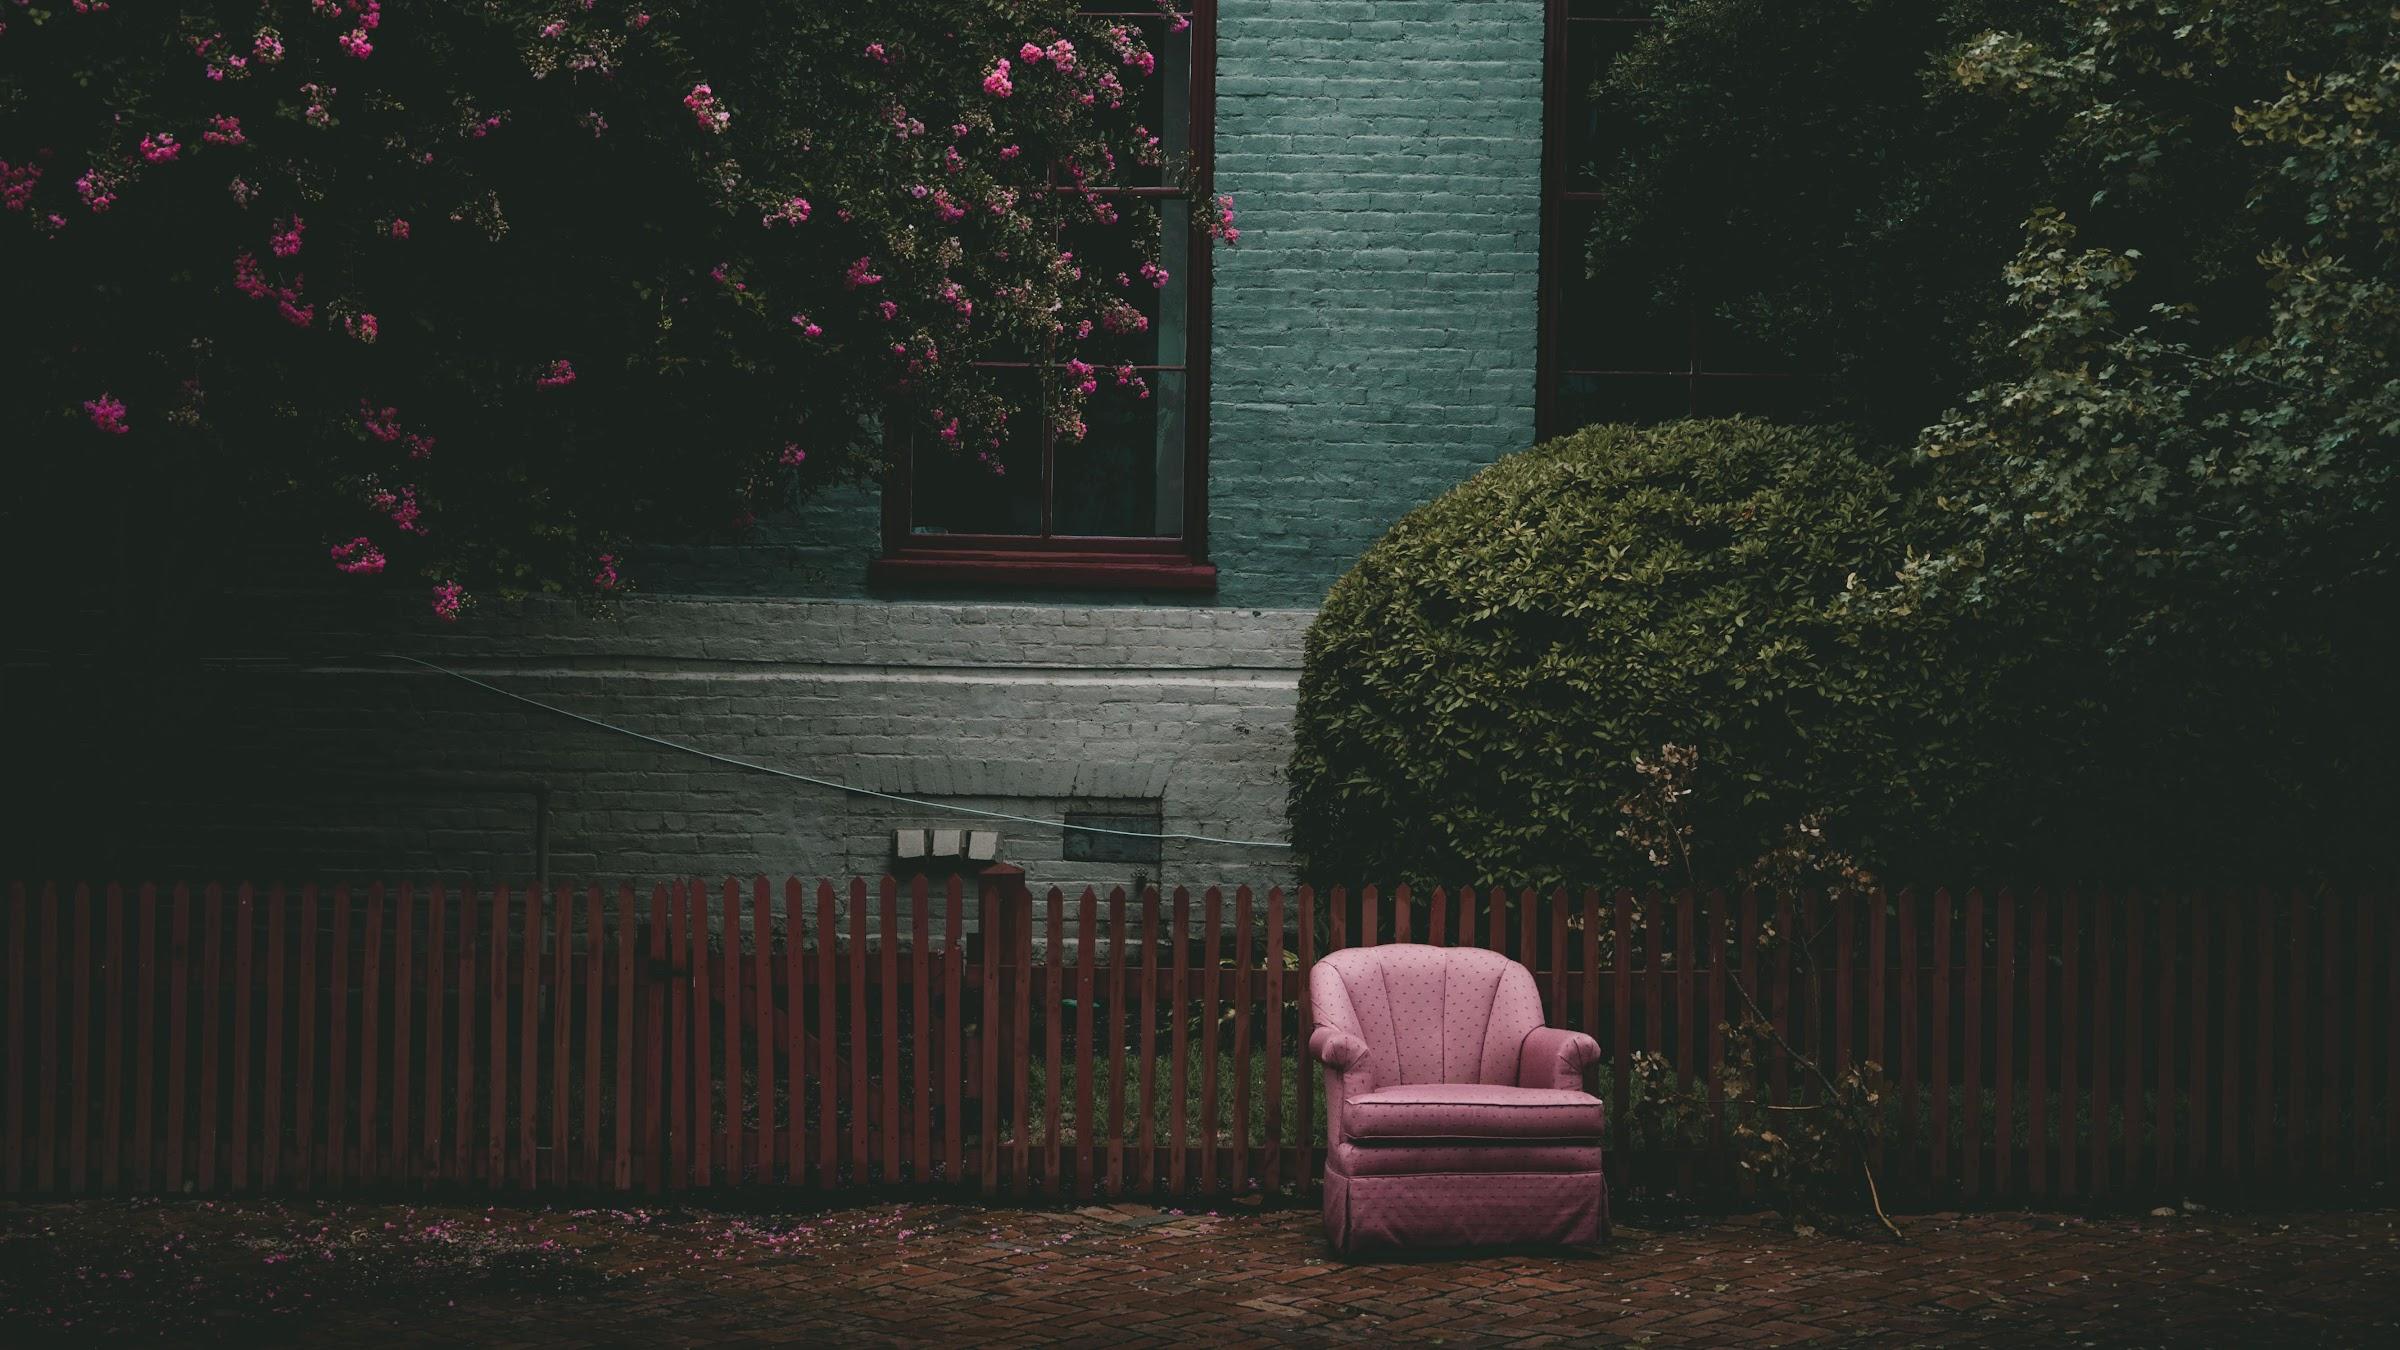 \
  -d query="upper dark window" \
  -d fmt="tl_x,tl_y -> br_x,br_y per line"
1537,0 -> 1802,440
874,3 -> 1216,592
